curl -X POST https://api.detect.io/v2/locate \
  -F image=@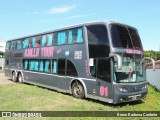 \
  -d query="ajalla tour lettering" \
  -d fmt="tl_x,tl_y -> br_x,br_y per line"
24,46 -> 54,57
